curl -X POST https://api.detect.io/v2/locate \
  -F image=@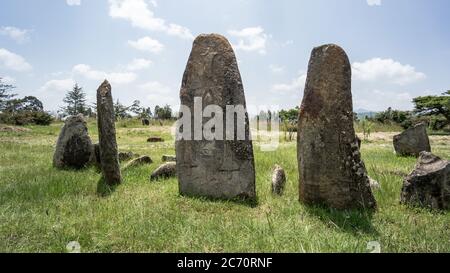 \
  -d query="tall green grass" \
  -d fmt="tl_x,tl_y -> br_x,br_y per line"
0,122 -> 449,253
